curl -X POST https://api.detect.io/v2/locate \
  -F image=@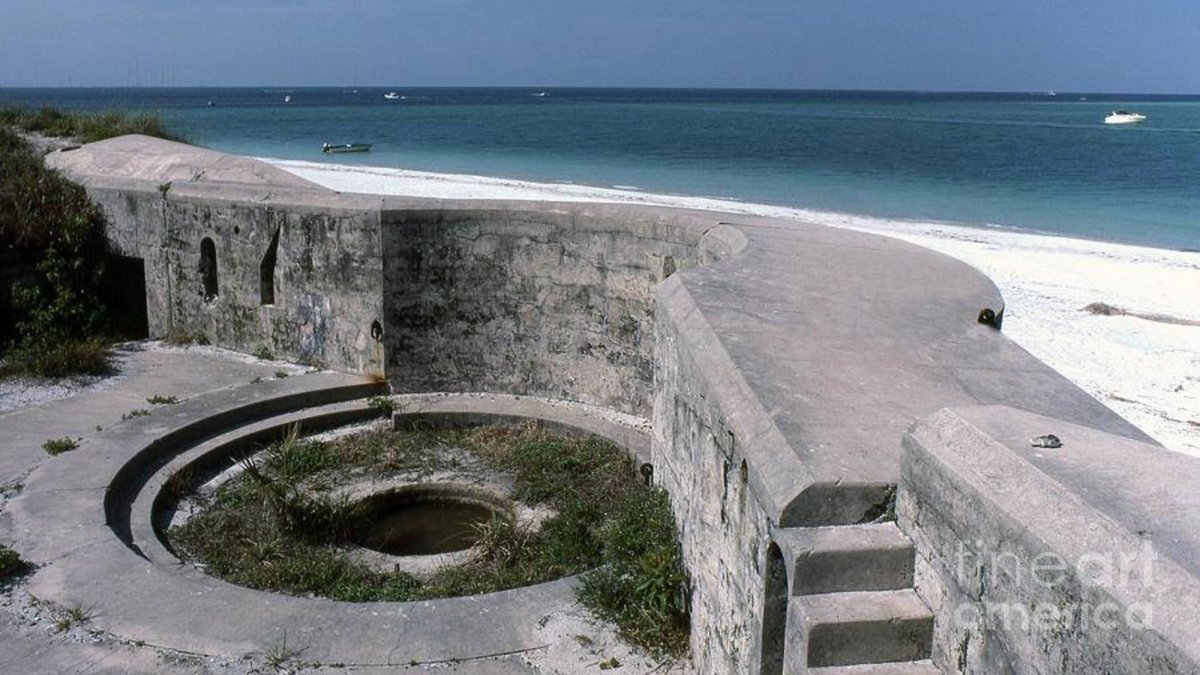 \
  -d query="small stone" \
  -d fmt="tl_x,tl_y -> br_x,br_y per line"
1029,434 -> 1062,449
